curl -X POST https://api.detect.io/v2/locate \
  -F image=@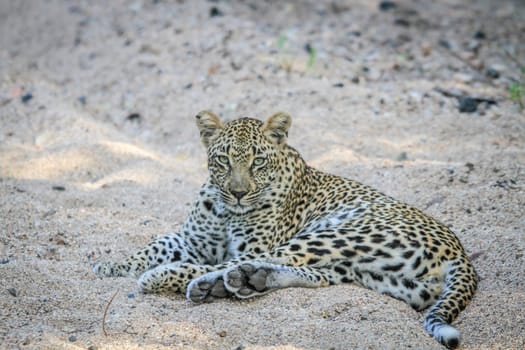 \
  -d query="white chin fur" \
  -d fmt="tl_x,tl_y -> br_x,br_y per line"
227,204 -> 253,215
